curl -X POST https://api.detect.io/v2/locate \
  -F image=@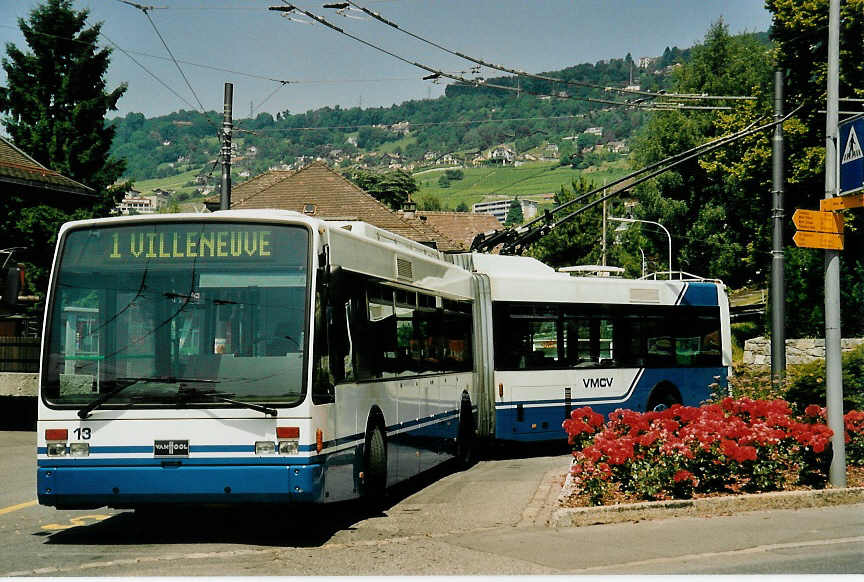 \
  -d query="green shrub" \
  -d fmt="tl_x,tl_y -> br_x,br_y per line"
728,364 -> 788,401
730,321 -> 761,362
785,344 -> 864,413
